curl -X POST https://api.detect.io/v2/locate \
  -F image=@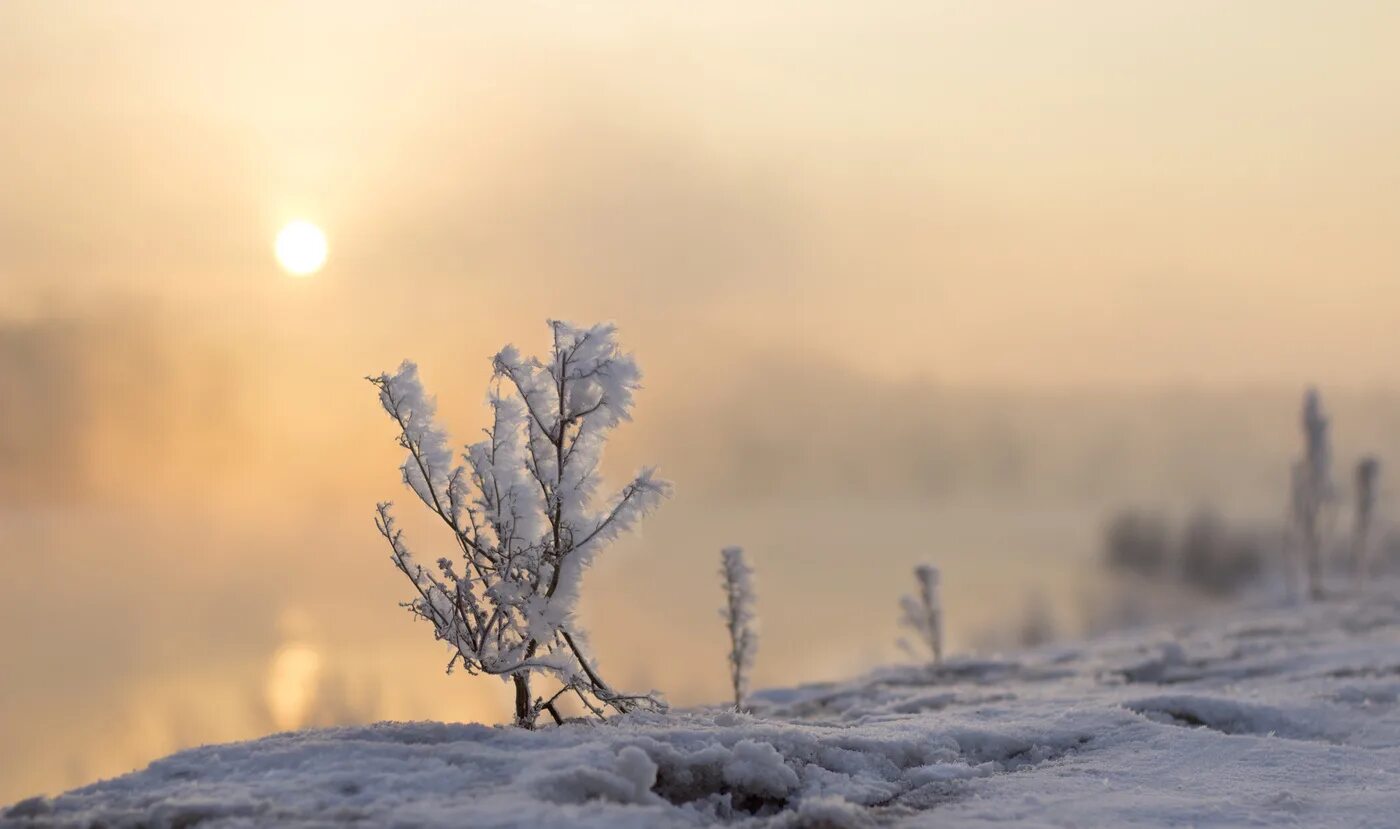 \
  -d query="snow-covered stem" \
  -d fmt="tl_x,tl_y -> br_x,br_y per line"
718,546 -> 758,711
369,321 -> 671,727
1291,388 -> 1332,601
899,564 -> 943,665
1352,457 -> 1381,579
